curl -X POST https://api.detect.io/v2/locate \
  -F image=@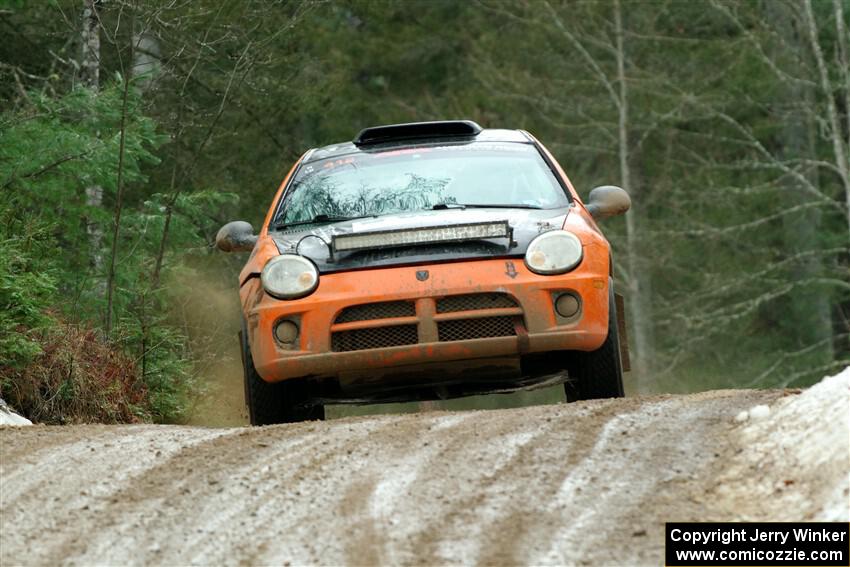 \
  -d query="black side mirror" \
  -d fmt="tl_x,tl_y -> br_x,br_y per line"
216,221 -> 258,252
585,185 -> 631,220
